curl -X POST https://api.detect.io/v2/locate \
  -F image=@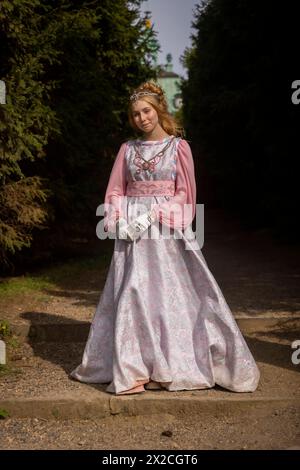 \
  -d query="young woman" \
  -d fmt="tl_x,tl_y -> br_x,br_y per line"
70,81 -> 260,395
